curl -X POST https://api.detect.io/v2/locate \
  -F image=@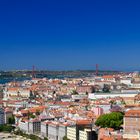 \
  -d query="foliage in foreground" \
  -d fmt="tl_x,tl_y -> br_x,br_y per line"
0,124 -> 14,132
63,136 -> 70,140
14,129 -> 48,140
95,112 -> 124,130
8,115 -> 15,124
